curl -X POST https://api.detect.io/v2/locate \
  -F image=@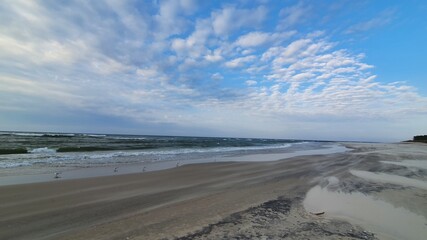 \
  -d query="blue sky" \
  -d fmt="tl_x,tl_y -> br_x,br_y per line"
0,0 -> 426,141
